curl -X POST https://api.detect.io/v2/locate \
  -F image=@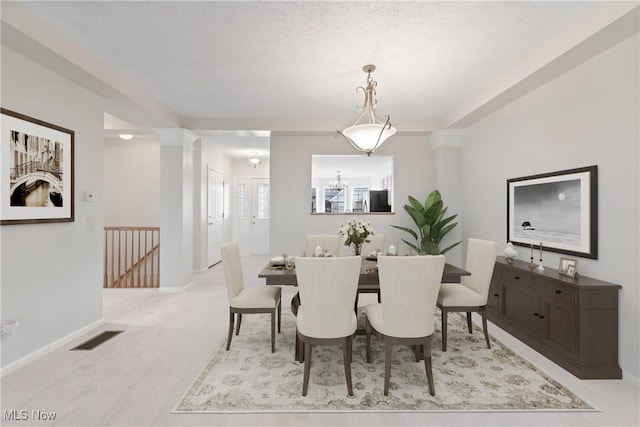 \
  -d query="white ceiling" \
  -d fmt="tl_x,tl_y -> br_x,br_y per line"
4,1 -> 637,158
